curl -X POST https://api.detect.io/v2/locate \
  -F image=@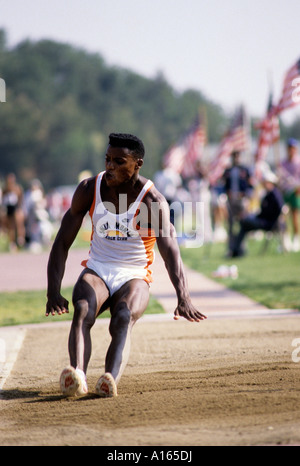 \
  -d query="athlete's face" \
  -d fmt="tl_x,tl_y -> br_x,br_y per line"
104,146 -> 143,186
